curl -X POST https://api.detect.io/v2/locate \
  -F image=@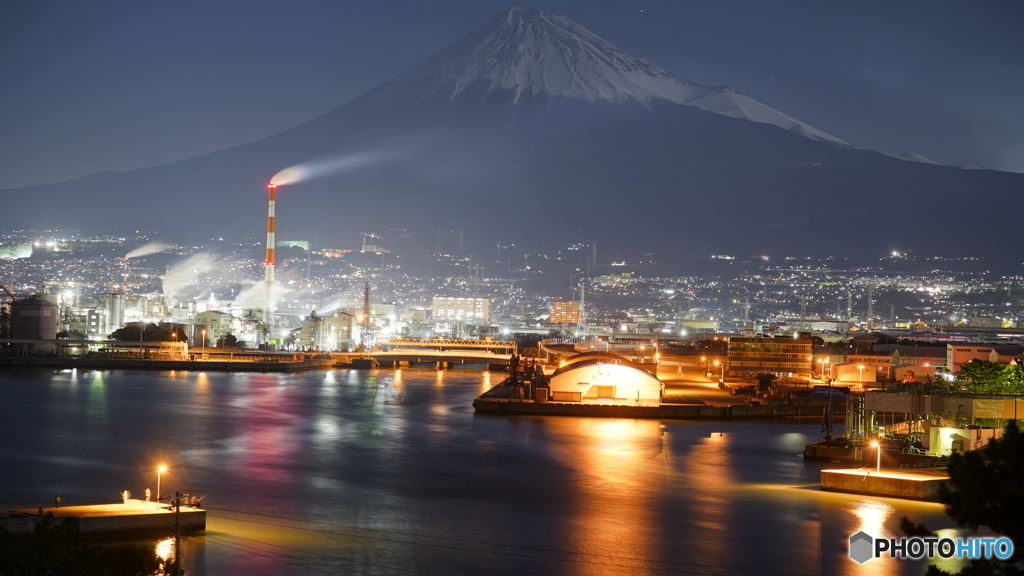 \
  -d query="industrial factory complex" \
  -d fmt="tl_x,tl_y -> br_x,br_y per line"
3,218 -> 1024,387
